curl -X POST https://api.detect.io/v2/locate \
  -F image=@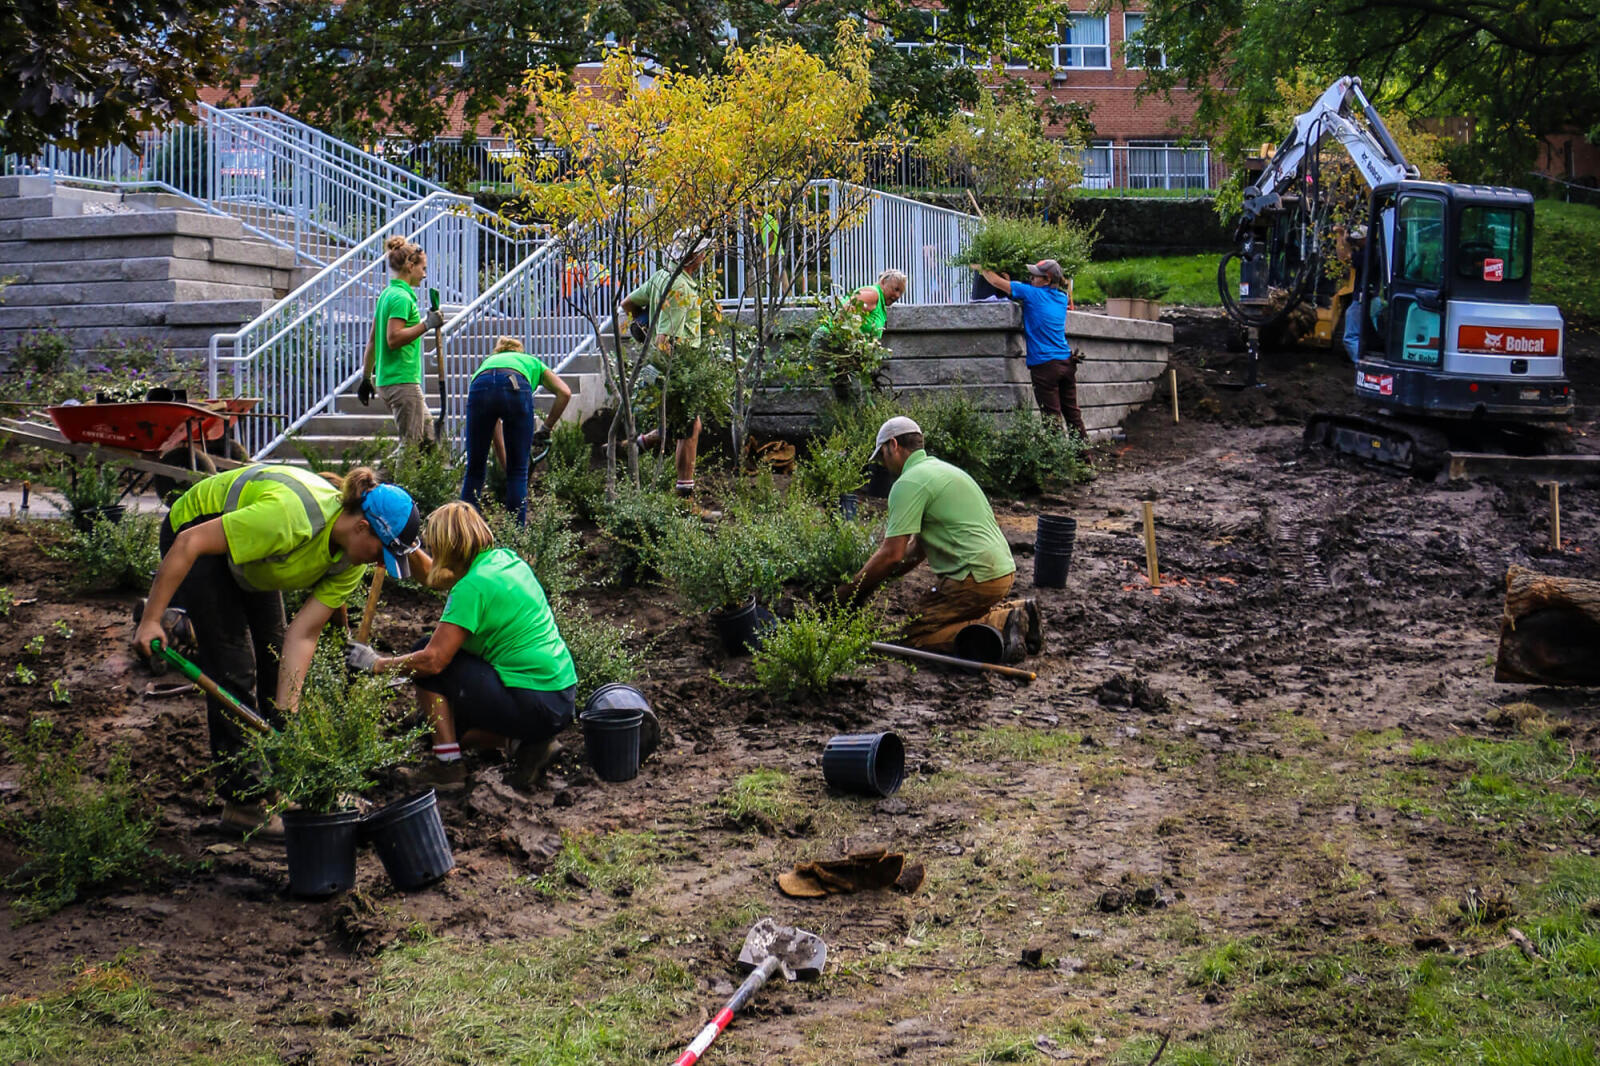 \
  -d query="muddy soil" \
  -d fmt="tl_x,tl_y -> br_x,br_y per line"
2,310 -> 1597,1063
